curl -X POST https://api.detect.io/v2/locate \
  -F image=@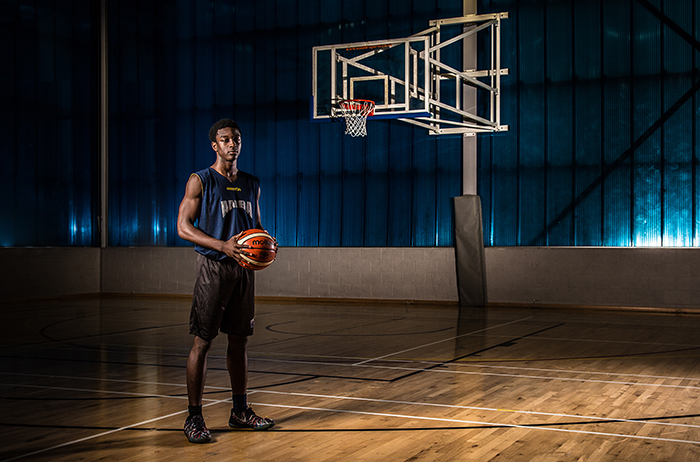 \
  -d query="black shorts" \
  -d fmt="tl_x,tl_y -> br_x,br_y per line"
189,253 -> 255,340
